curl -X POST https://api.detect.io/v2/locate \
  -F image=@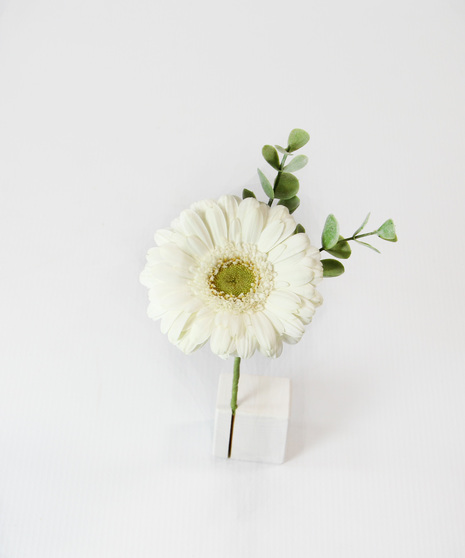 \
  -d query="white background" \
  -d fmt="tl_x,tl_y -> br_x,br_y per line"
1,0 -> 465,556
